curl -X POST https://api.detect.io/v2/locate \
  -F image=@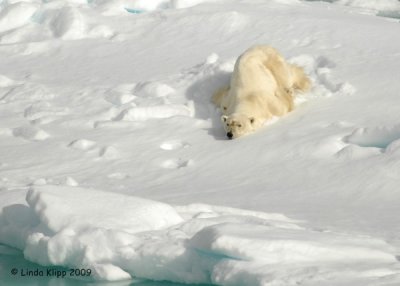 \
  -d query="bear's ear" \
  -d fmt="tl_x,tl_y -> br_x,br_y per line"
249,117 -> 255,124
221,115 -> 228,123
